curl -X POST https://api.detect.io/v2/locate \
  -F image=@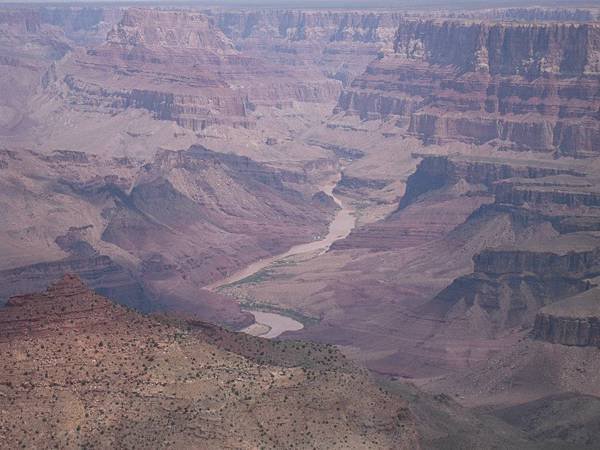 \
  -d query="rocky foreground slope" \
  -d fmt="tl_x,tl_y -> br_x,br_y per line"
0,275 -> 419,449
